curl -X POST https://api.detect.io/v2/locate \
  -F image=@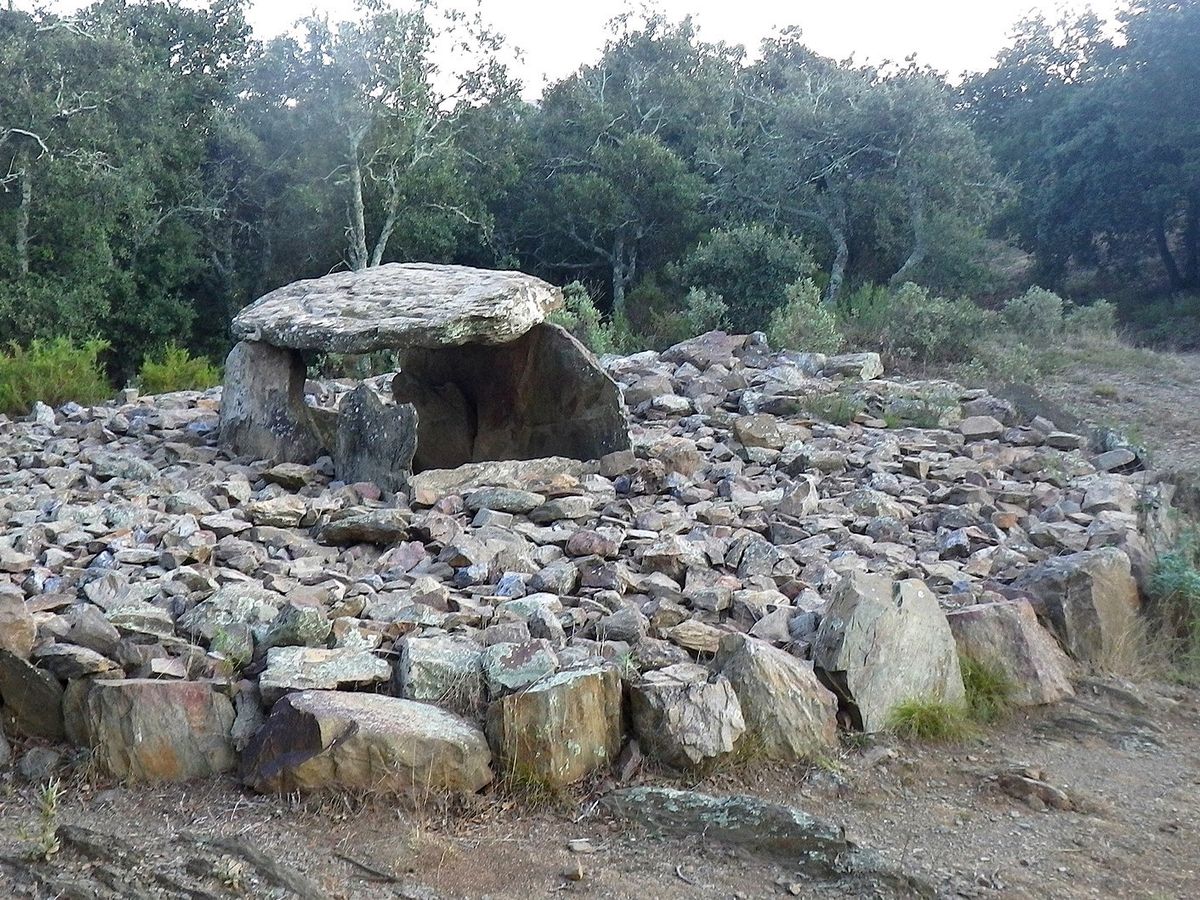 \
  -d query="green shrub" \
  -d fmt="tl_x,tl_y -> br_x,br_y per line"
137,343 -> 221,394
0,337 -> 112,416
804,390 -> 864,426
886,697 -> 973,741
1064,299 -> 1118,338
684,287 -> 728,334
972,341 -> 1044,383
1148,537 -> 1200,680
961,656 -> 1016,723
839,282 -> 990,366
766,278 -> 845,354
1002,286 -> 1065,340
676,224 -> 814,332
884,391 -> 959,428
549,282 -> 637,355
